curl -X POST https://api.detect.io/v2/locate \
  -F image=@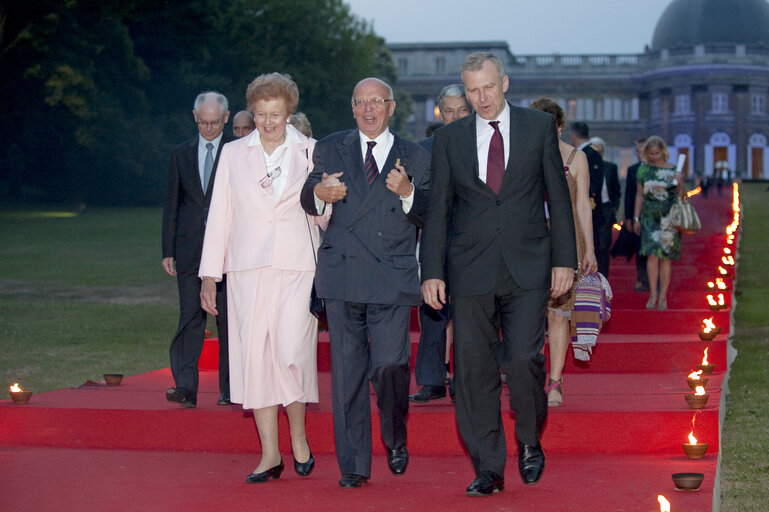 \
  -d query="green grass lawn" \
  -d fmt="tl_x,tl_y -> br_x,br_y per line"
0,208 -> 179,390
720,182 -> 769,511
1,187 -> 767,509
